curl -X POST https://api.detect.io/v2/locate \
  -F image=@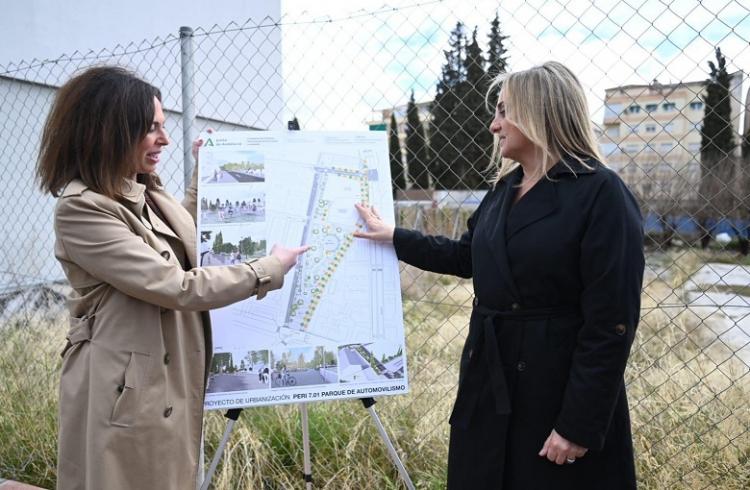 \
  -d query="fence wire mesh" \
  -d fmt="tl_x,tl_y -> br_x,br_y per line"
1,1 -> 749,488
